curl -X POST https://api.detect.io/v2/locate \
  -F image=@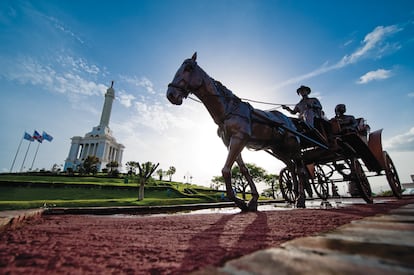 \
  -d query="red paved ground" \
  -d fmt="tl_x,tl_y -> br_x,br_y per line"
1,197 -> 413,274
